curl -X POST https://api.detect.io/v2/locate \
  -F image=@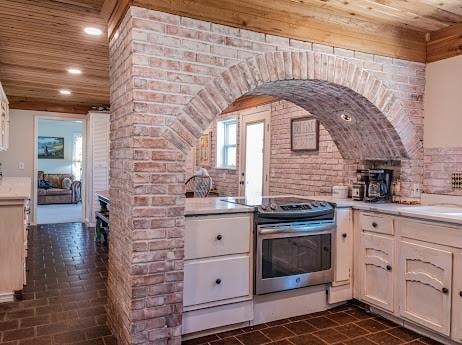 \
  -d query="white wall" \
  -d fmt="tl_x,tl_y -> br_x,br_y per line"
37,119 -> 83,174
424,55 -> 462,148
